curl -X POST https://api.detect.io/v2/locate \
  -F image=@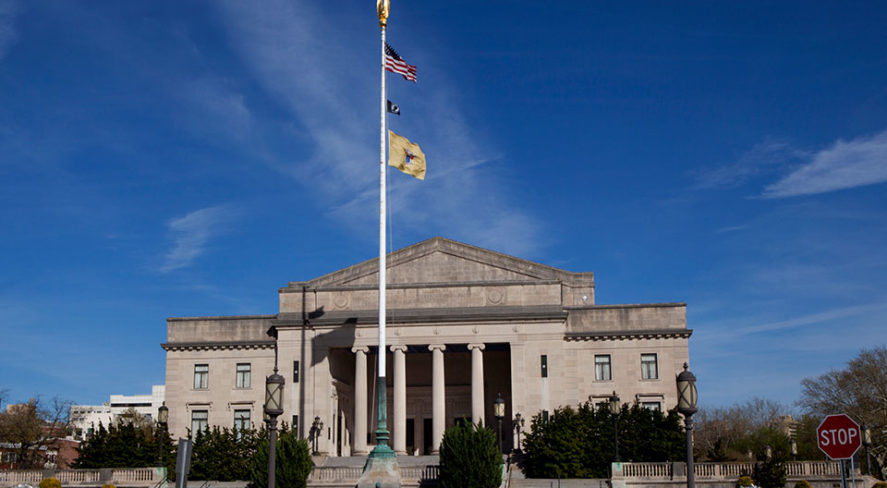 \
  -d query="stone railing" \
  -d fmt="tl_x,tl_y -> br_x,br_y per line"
0,468 -> 166,488
306,465 -> 440,486
612,461 -> 866,488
